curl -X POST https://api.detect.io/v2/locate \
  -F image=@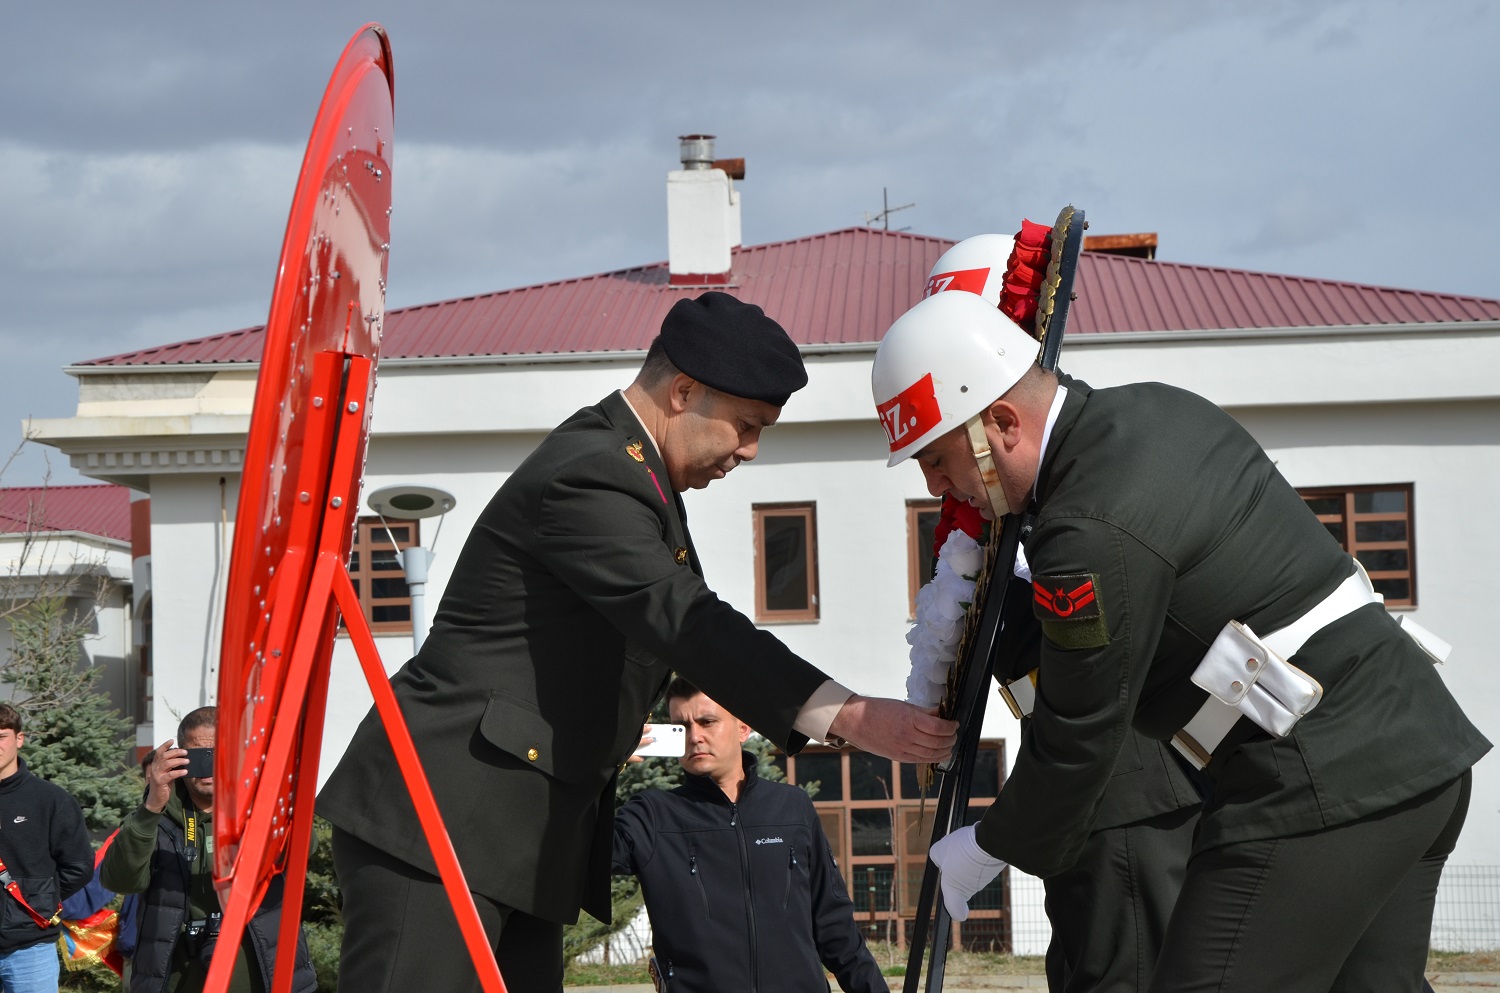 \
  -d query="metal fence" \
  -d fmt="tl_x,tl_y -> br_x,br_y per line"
1430,865 -> 1500,952
1007,870 -> 1052,956
1007,864 -> 1500,956
589,864 -> 1500,964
